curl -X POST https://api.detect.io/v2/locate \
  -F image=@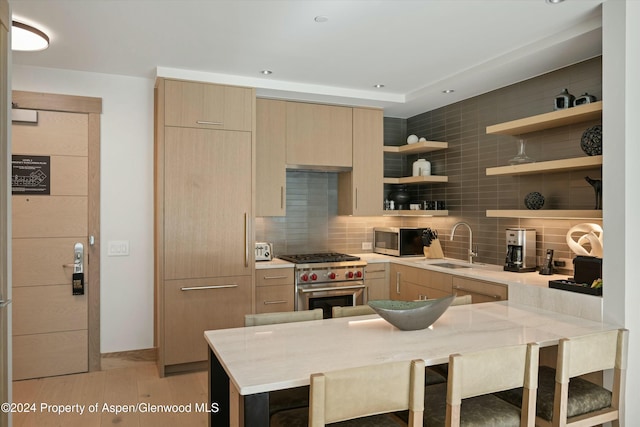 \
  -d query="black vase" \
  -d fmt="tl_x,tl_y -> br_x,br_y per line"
389,186 -> 410,209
